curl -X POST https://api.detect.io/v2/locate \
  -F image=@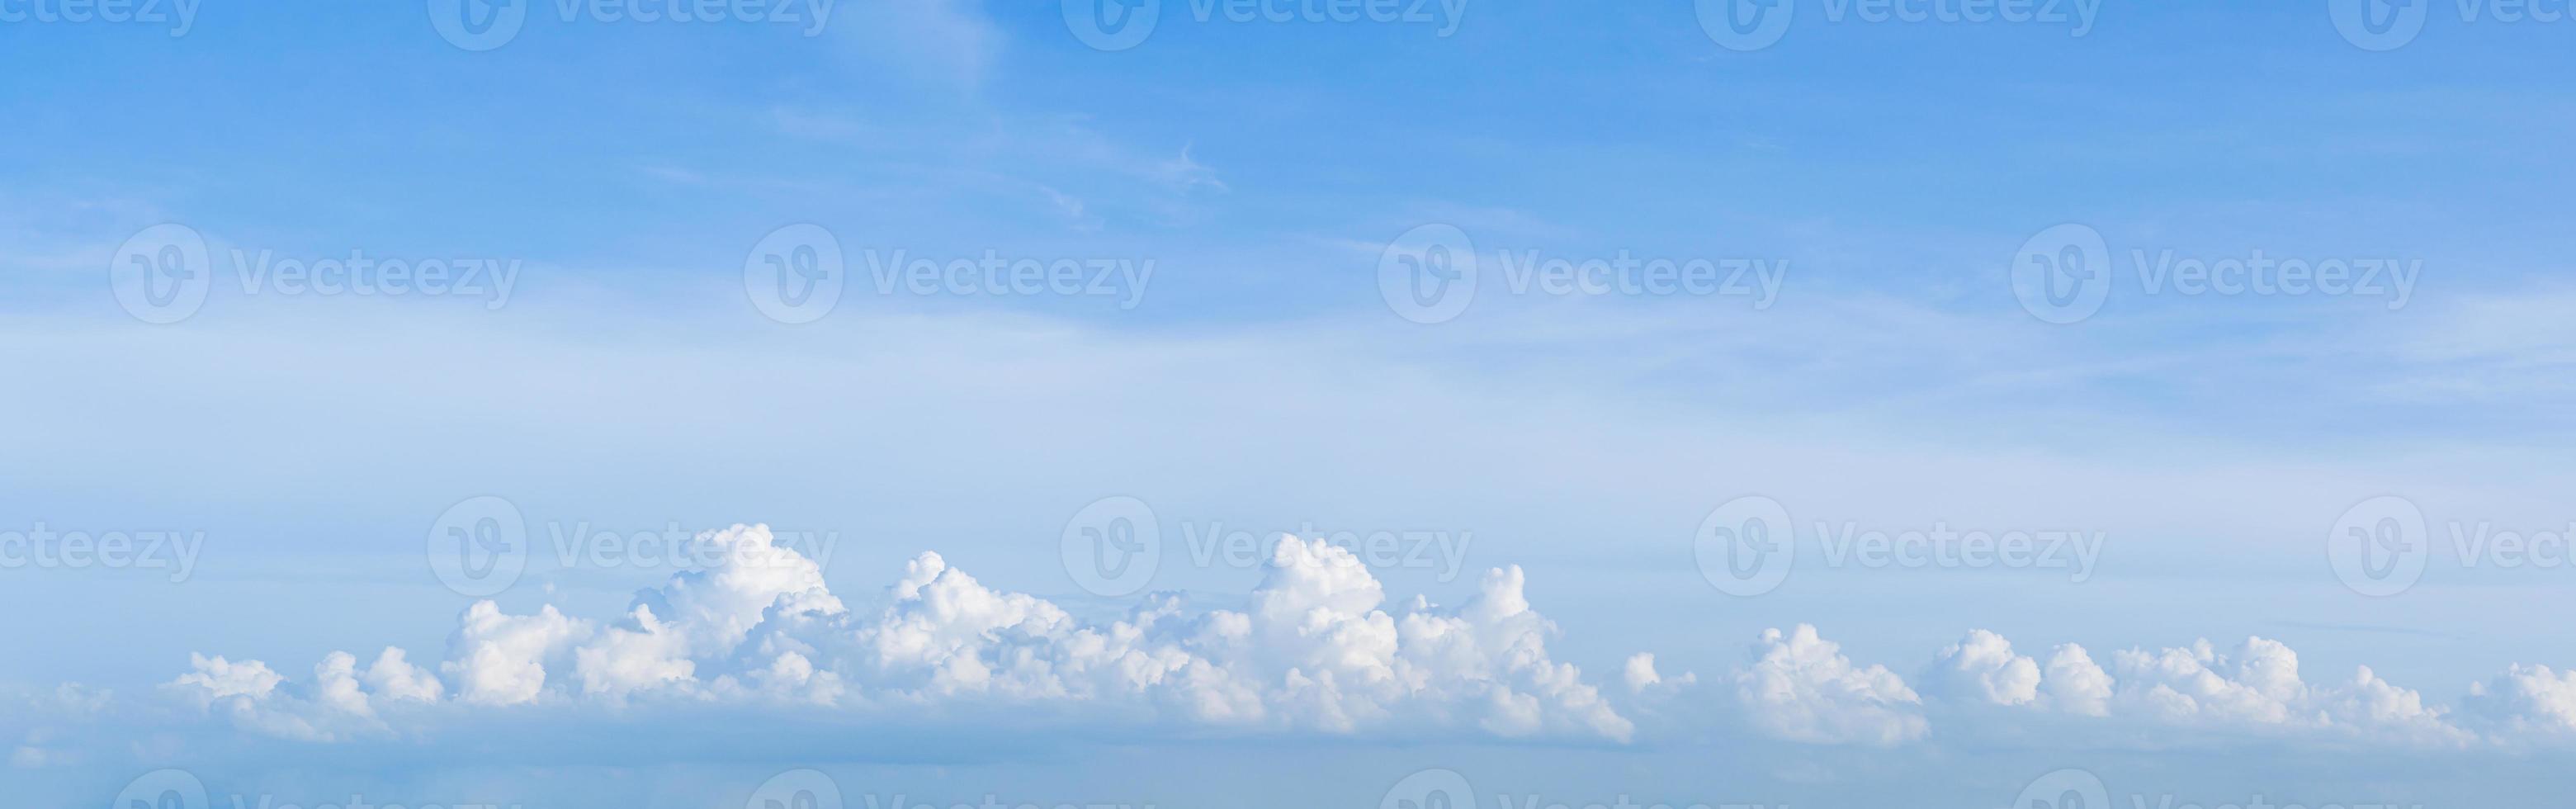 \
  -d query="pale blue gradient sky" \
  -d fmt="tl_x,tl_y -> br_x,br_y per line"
5,1 -> 2576,807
